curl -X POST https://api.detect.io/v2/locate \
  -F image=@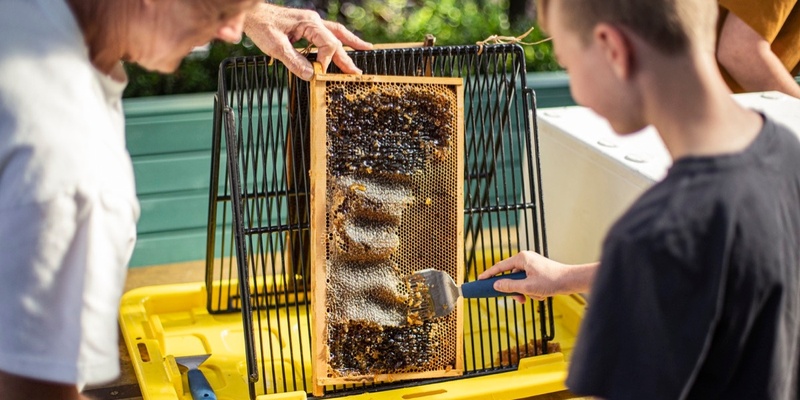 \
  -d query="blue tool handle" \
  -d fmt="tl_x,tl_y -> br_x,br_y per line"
461,271 -> 527,298
188,368 -> 216,400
